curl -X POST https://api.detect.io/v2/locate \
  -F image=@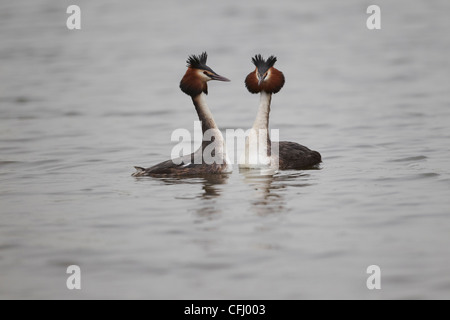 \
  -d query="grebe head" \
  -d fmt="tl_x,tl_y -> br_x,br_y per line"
180,52 -> 230,96
245,54 -> 285,94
